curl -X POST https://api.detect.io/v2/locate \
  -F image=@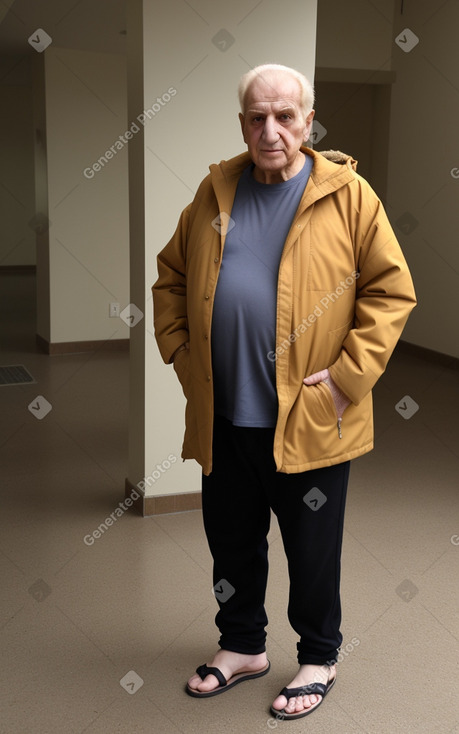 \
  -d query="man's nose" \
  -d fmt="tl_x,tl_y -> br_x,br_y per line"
262,116 -> 279,144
